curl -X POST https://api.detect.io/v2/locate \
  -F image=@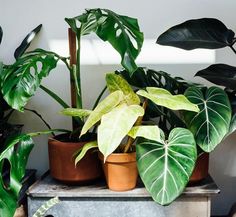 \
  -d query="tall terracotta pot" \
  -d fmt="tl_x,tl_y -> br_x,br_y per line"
48,134 -> 102,184
99,152 -> 138,191
190,153 -> 209,183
